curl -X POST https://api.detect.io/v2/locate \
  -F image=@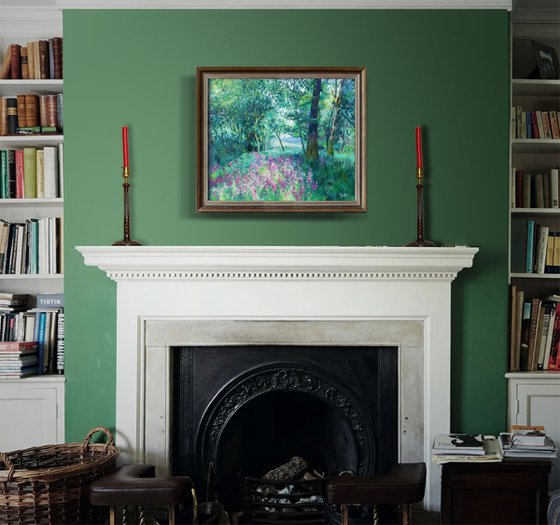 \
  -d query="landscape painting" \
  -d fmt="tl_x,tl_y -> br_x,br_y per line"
196,67 -> 366,212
